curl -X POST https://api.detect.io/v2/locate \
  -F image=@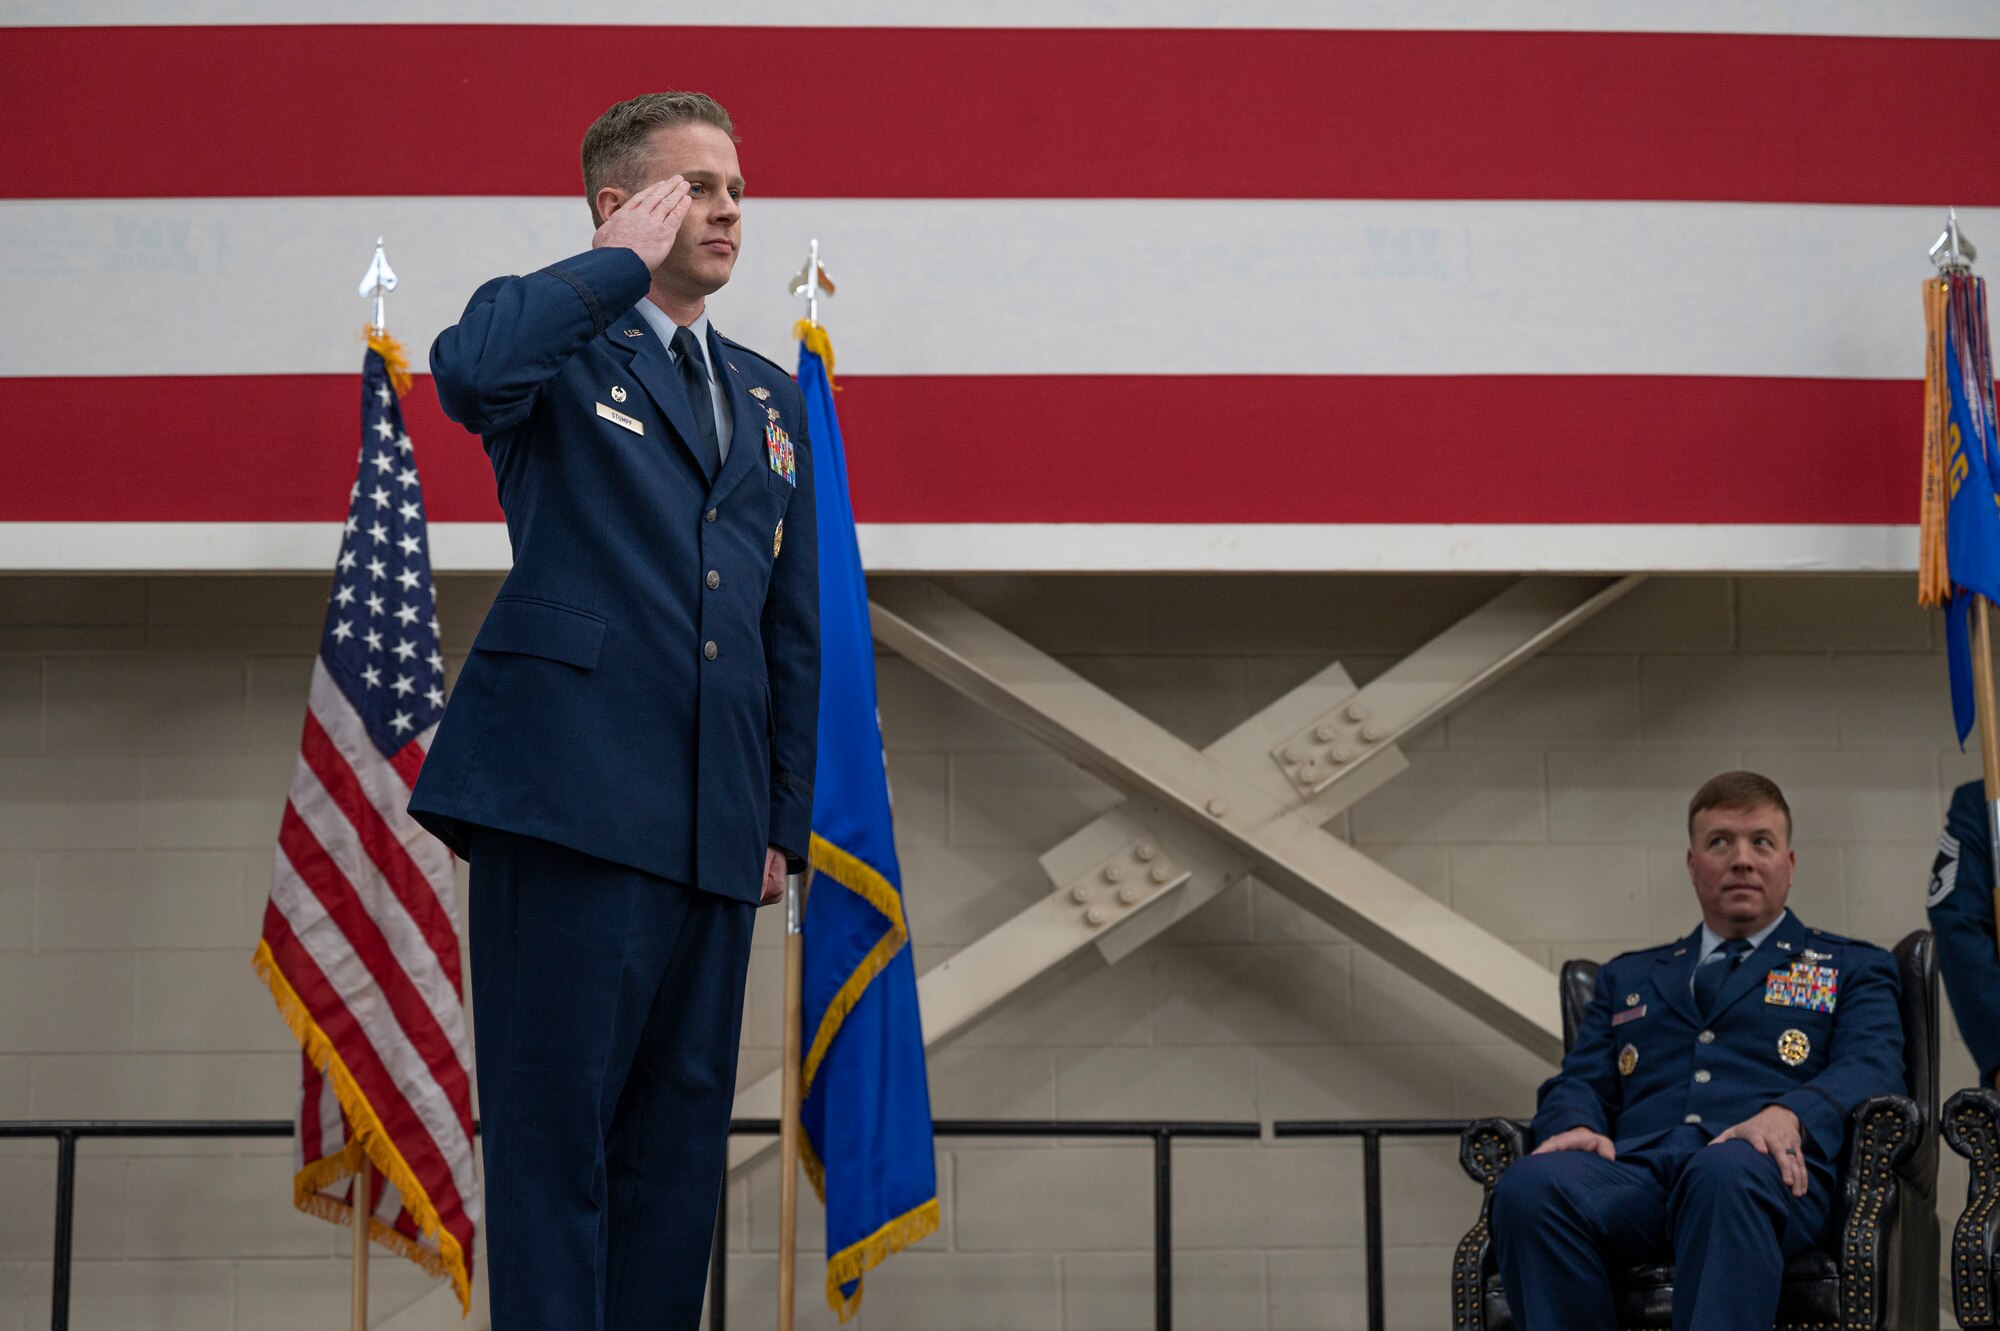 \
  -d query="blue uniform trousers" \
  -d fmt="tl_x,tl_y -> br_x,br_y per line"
467,827 -> 755,1331
1491,1127 -> 1833,1331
